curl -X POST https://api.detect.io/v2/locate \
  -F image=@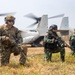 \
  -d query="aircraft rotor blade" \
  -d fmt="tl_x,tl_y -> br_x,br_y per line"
0,12 -> 16,16
27,21 -> 38,27
24,13 -> 39,20
24,13 -> 41,27
48,14 -> 64,19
